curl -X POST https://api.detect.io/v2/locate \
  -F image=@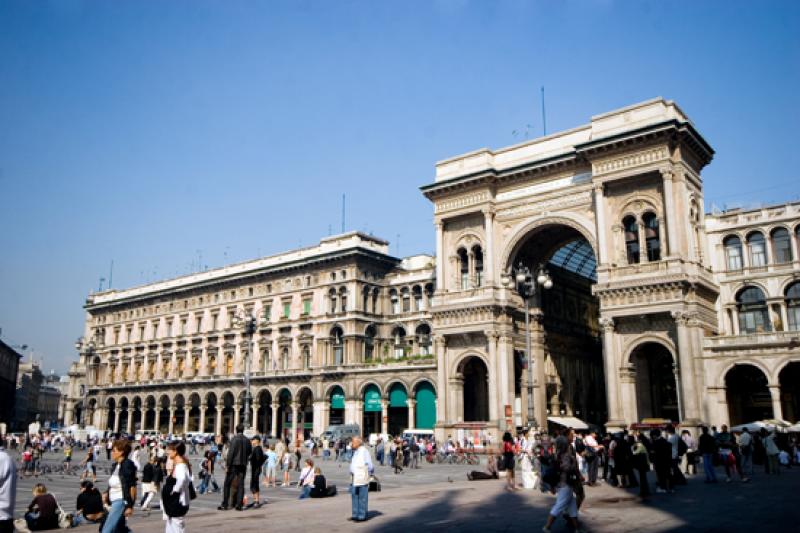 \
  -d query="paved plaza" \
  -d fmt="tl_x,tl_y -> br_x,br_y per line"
9,448 -> 800,532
